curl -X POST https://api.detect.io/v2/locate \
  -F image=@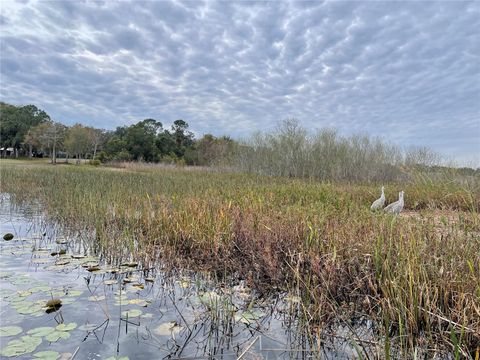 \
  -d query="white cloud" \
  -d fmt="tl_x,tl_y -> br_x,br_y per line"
0,0 -> 478,165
